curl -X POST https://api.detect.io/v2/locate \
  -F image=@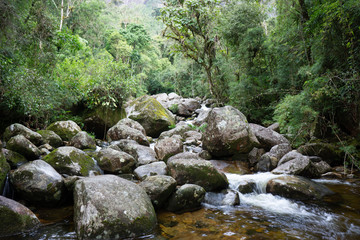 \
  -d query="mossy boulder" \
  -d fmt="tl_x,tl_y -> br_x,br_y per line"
266,175 -> 335,201
139,175 -> 177,209
6,135 -> 41,160
43,146 -> 100,176
46,120 -> 81,141
9,160 -> 64,205
202,106 -> 260,157
4,123 -> 43,146
74,175 -> 157,239
126,95 -> 175,137
2,149 -> 28,169
166,184 -> 206,213
297,142 -> 343,166
0,196 -> 40,237
167,157 -> 228,191
69,131 -> 96,150
0,151 -> 11,194
95,148 -> 136,174
37,130 -> 63,148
